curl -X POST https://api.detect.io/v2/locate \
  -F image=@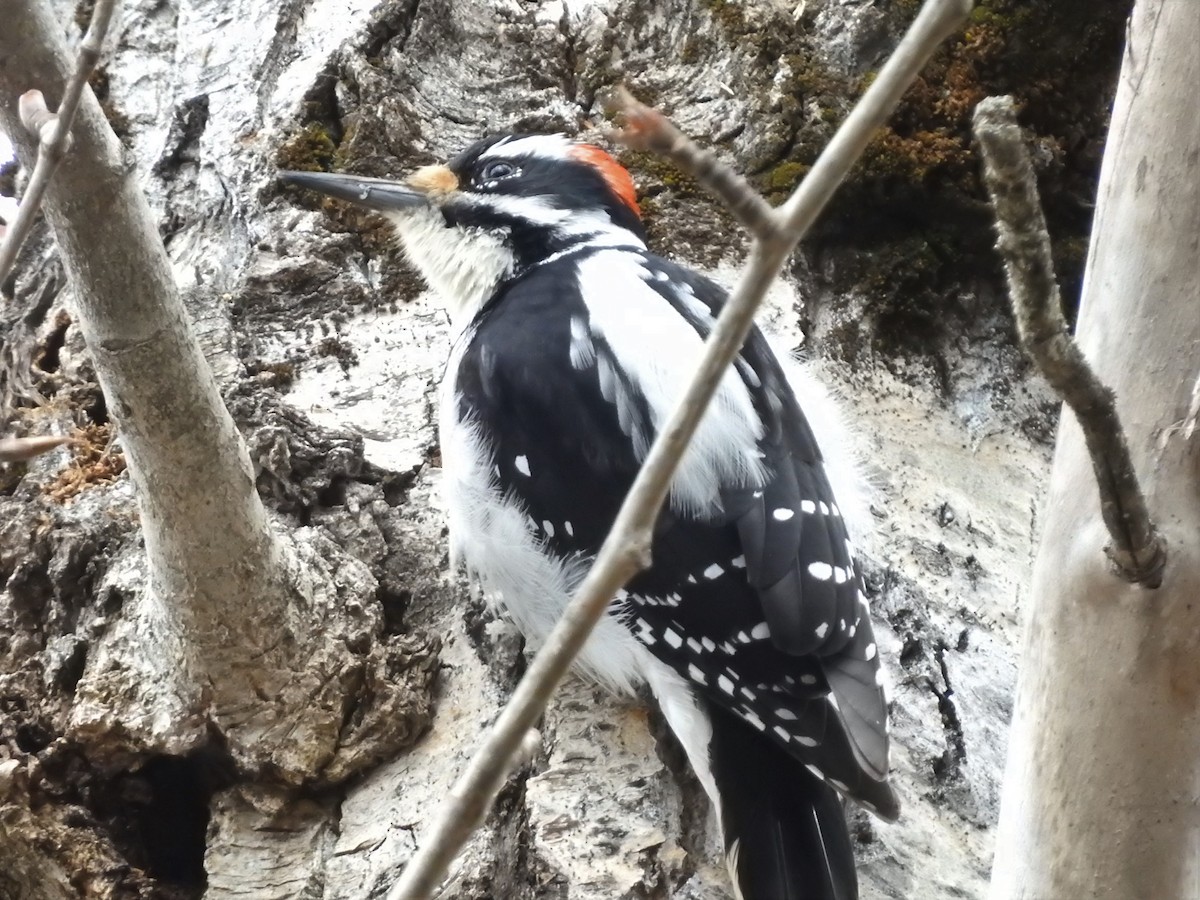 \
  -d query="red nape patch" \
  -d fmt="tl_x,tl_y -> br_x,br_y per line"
569,144 -> 641,219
